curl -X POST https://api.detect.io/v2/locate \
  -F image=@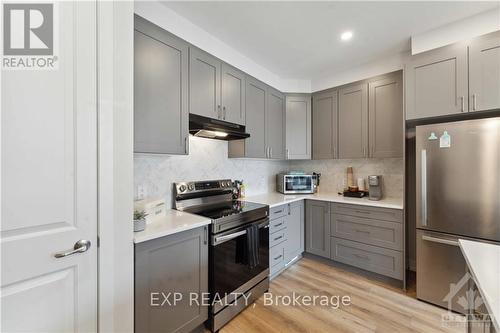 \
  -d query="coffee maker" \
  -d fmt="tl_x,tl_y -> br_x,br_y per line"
368,175 -> 383,201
